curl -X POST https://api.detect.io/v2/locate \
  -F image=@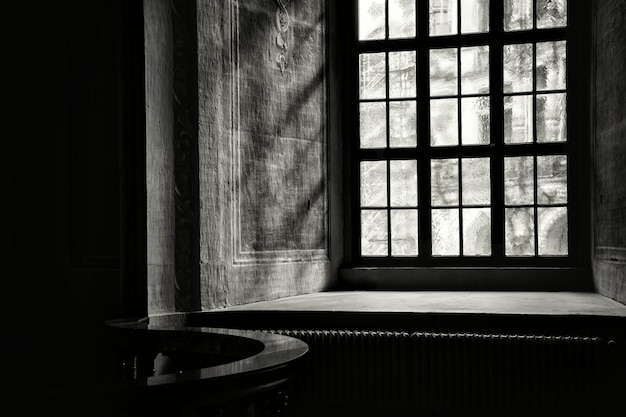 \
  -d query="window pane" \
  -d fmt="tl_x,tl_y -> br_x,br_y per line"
504,156 -> 534,205
429,0 -> 457,36
431,158 -> 459,206
537,155 -> 567,204
389,51 -> 417,98
504,0 -> 533,31
430,48 -> 458,96
505,208 -> 535,256
390,101 -> 417,147
503,43 -> 533,93
461,0 -> 489,34
360,102 -> 387,148
461,46 -> 490,95
538,207 -> 568,255
461,96 -> 490,145
432,209 -> 460,255
389,0 -> 416,39
536,41 -> 567,91
361,210 -> 388,256
430,98 -> 458,146
462,158 -> 490,205
359,0 -> 385,40
390,160 -> 418,206
537,0 -> 567,29
360,53 -> 386,99
463,208 -> 491,256
356,0 -> 572,262
504,95 -> 533,144
391,209 -> 419,255
361,161 -> 388,207
536,93 -> 567,143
